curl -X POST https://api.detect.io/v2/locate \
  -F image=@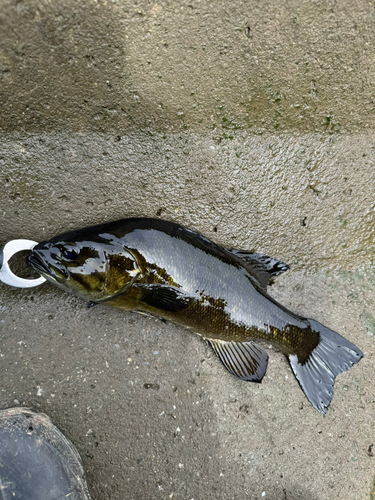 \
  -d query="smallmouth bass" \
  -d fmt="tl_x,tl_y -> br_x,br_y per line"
28,218 -> 363,414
